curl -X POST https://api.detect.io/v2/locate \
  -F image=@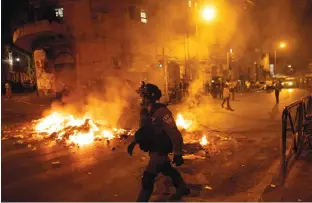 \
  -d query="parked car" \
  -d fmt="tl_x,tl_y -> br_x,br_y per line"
282,77 -> 297,88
